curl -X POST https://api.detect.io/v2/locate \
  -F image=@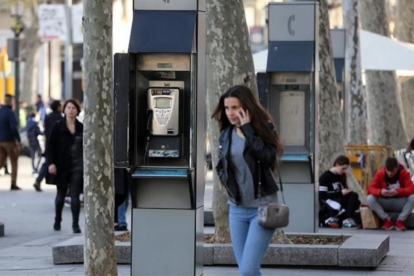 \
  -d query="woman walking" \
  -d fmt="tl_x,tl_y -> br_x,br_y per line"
212,85 -> 283,276
47,99 -> 83,233
318,155 -> 361,228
